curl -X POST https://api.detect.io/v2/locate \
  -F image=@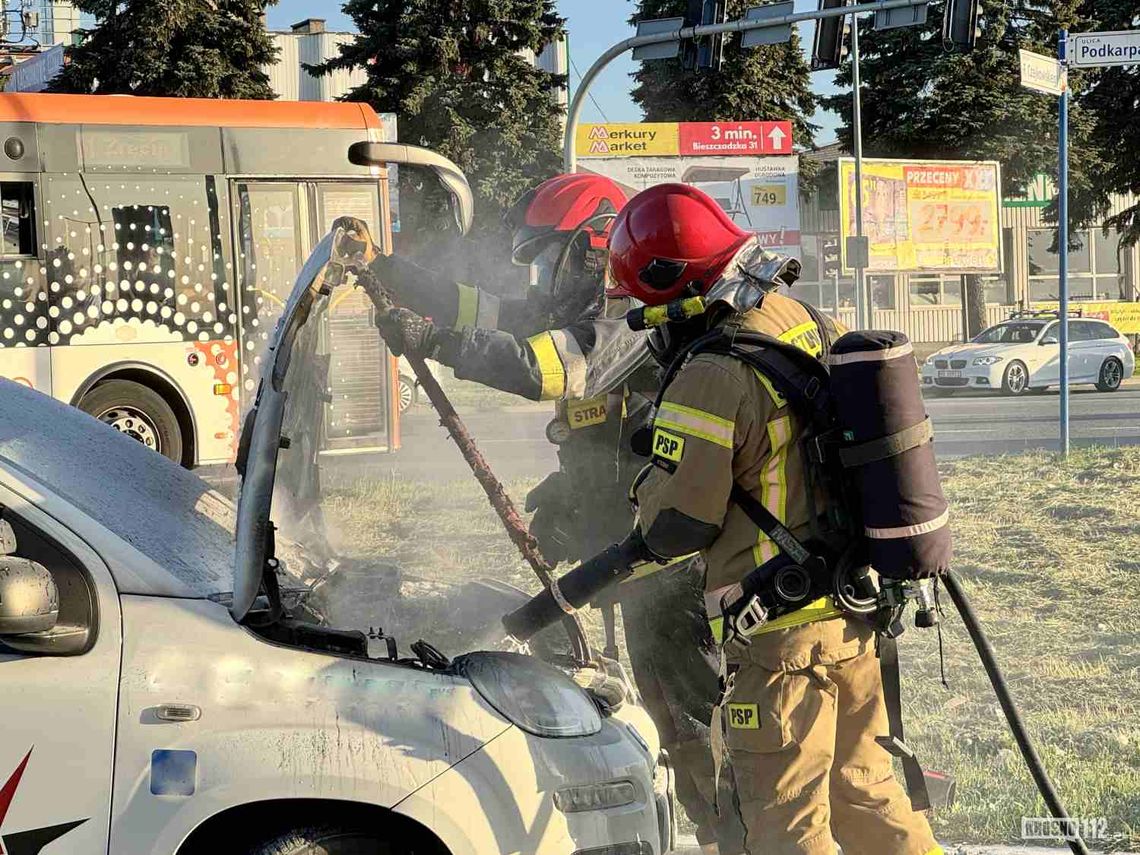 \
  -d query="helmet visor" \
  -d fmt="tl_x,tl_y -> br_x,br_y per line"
530,240 -> 567,295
